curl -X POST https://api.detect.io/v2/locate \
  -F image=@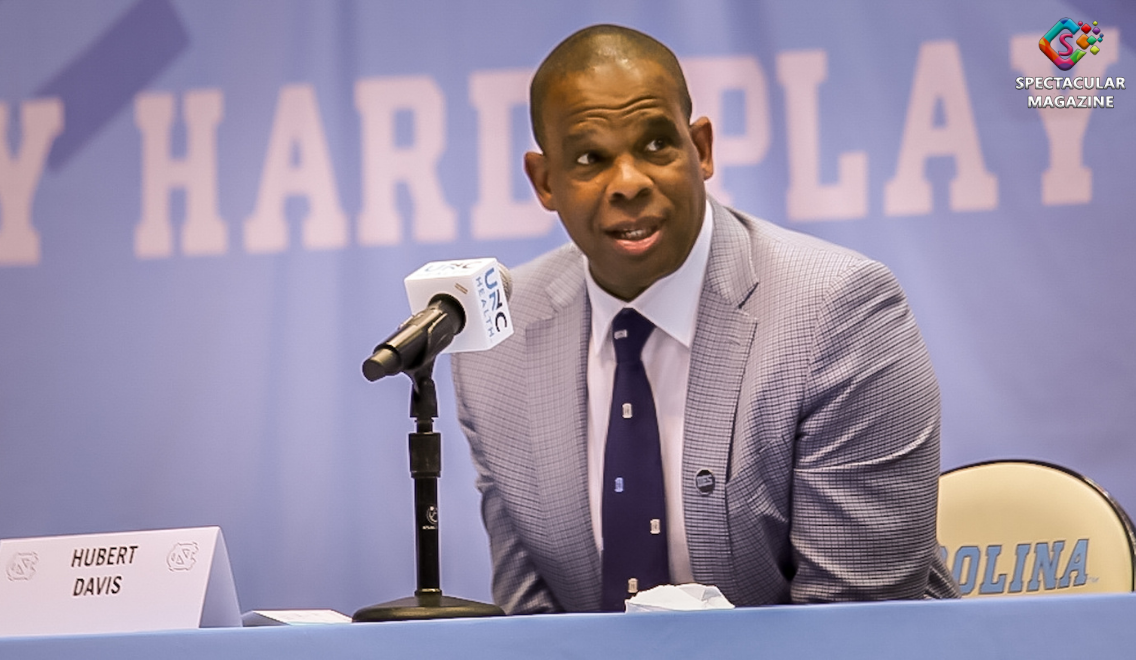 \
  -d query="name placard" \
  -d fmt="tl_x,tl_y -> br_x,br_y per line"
0,526 -> 240,637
